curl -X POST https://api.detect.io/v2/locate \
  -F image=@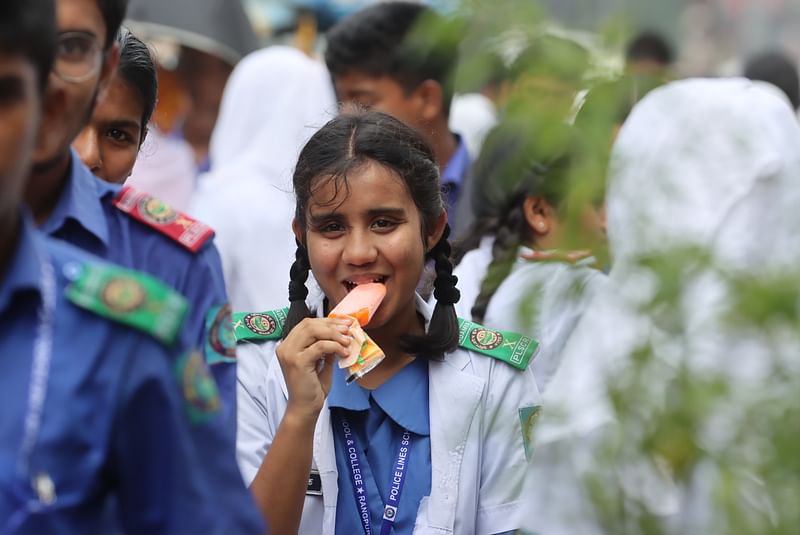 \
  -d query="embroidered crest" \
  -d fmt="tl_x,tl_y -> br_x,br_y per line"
245,313 -> 276,336
205,304 -> 236,365
112,186 -> 215,253
138,196 -> 178,224
469,327 -> 503,351
175,350 -> 220,425
233,308 -> 288,343
457,318 -> 539,370
519,405 -> 541,460
101,277 -> 146,313
65,262 -> 188,346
